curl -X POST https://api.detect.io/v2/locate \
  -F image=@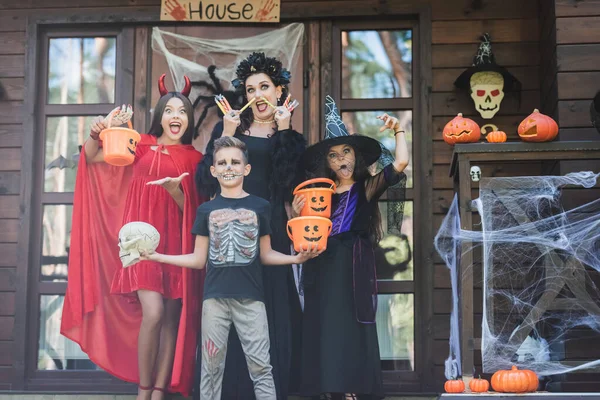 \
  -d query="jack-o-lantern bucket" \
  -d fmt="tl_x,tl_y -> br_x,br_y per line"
287,216 -> 332,252
99,112 -> 141,166
293,178 -> 337,218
